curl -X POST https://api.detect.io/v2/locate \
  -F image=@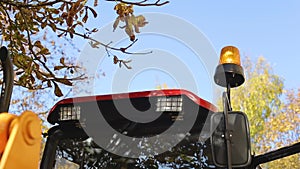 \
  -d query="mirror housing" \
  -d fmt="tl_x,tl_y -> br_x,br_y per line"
210,111 -> 251,168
